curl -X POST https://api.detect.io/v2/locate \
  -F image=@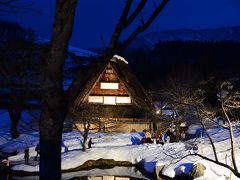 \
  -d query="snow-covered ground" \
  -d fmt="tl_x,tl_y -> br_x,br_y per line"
1,110 -> 240,179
